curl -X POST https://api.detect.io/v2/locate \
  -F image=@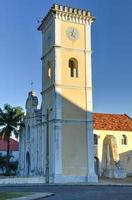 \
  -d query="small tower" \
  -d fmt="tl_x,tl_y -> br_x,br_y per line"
19,90 -> 44,177
38,4 -> 97,183
25,91 -> 38,114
